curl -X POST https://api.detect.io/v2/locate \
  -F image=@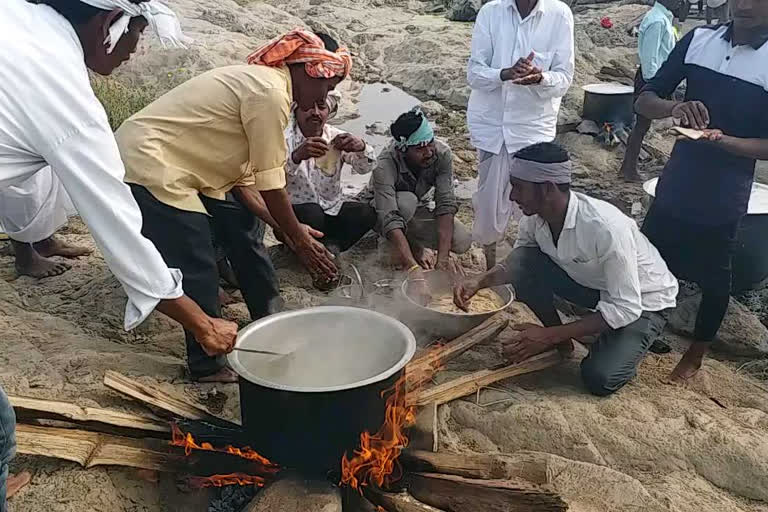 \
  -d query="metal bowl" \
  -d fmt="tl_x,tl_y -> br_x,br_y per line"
228,306 -> 416,393
400,270 -> 514,341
